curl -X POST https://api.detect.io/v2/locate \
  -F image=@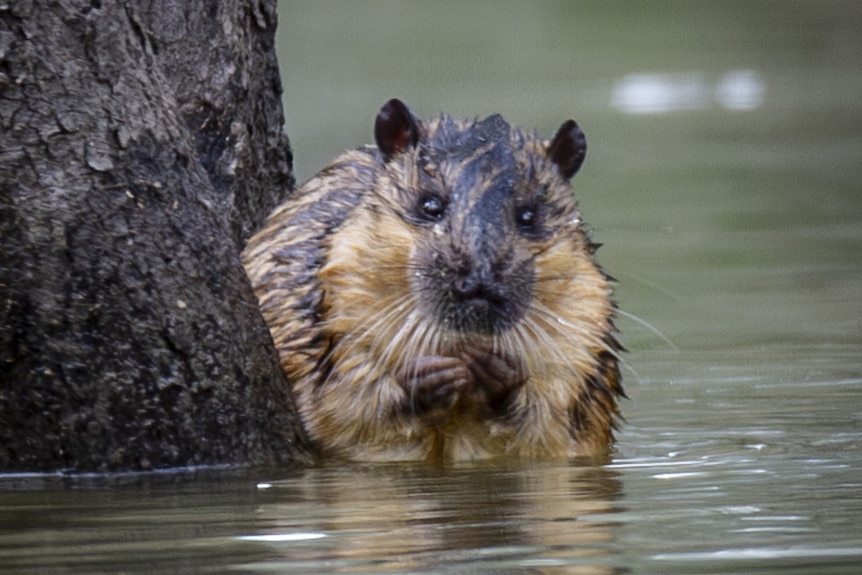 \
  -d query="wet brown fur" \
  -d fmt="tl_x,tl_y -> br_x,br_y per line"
242,103 -> 624,463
